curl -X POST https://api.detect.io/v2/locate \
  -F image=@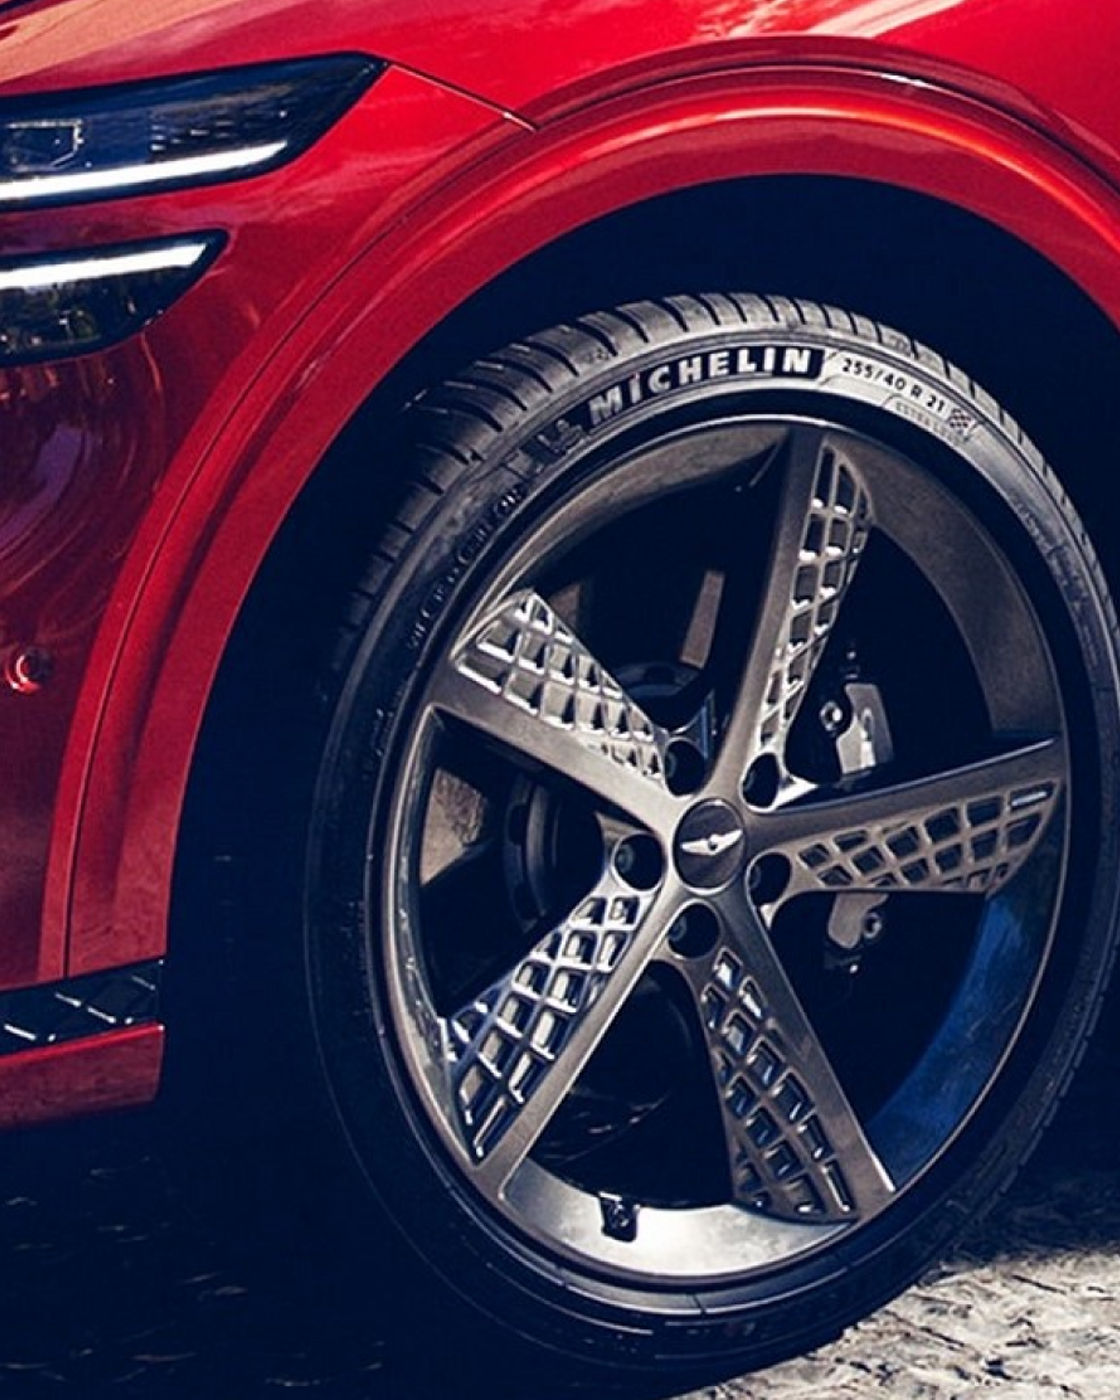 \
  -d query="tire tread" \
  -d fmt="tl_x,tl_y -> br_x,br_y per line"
306,287 -> 1120,1379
